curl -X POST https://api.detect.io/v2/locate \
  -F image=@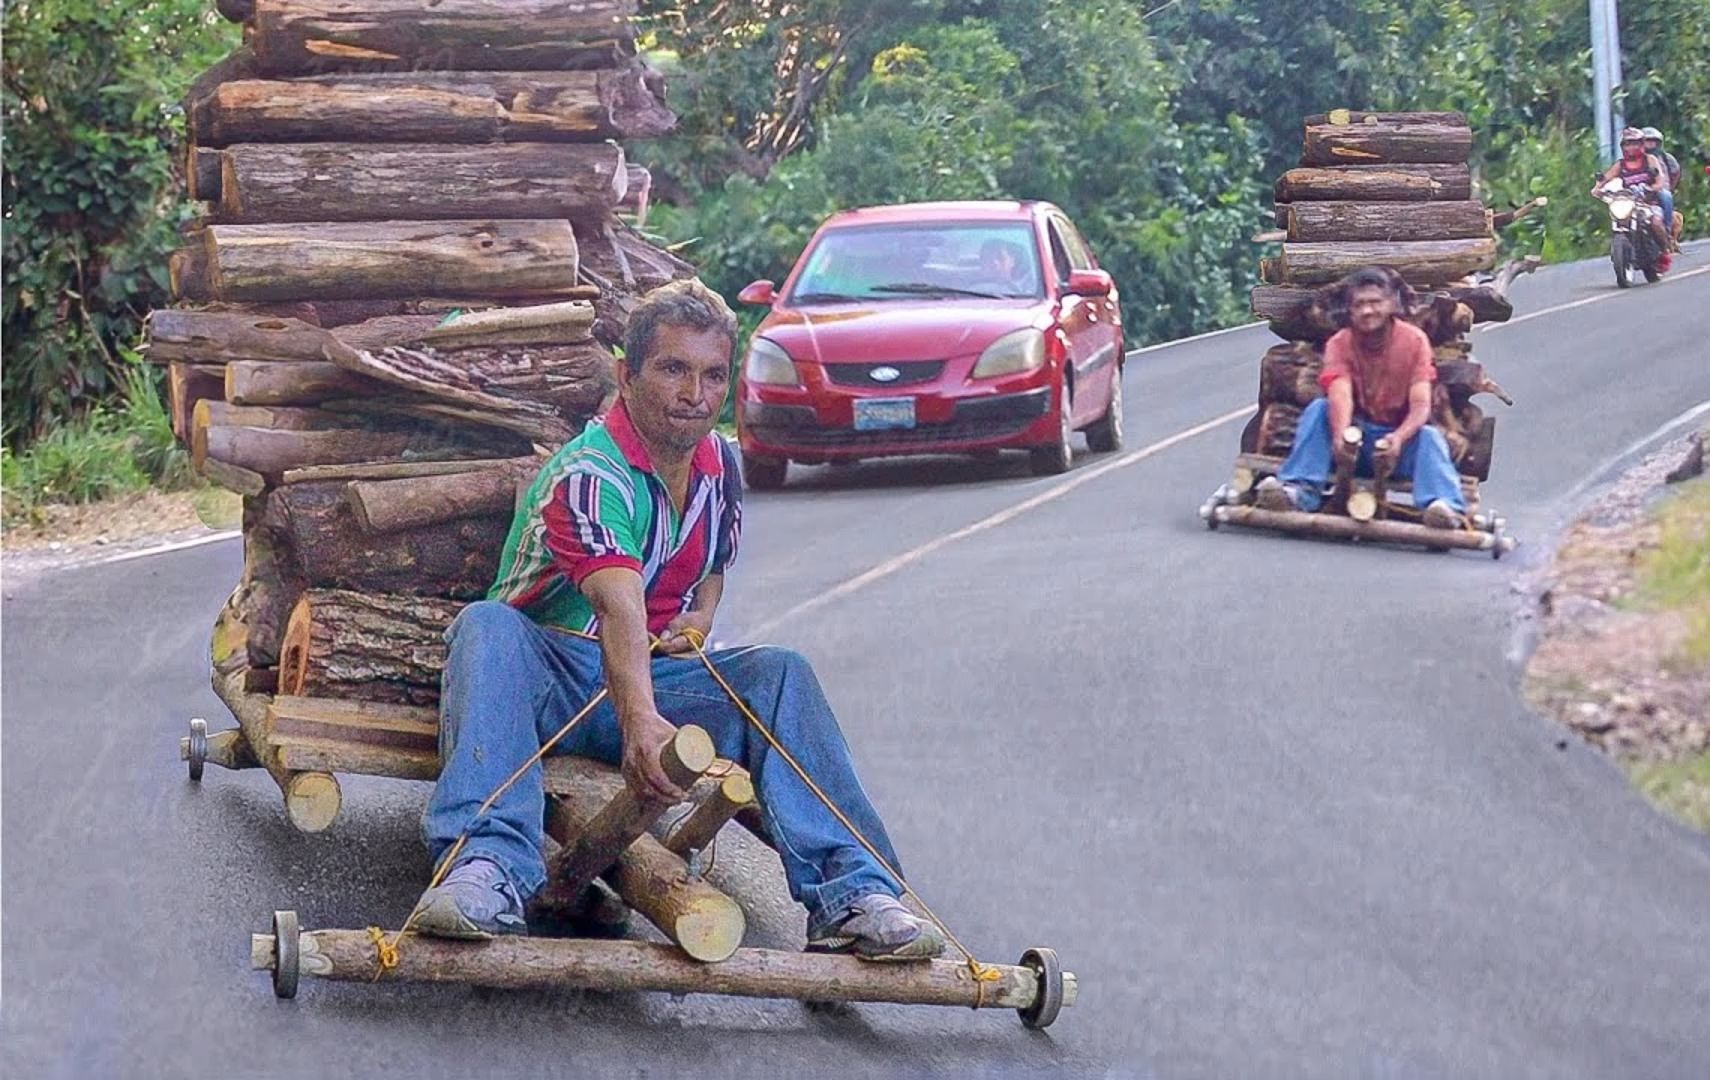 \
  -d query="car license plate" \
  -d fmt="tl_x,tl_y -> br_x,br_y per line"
853,397 -> 916,431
